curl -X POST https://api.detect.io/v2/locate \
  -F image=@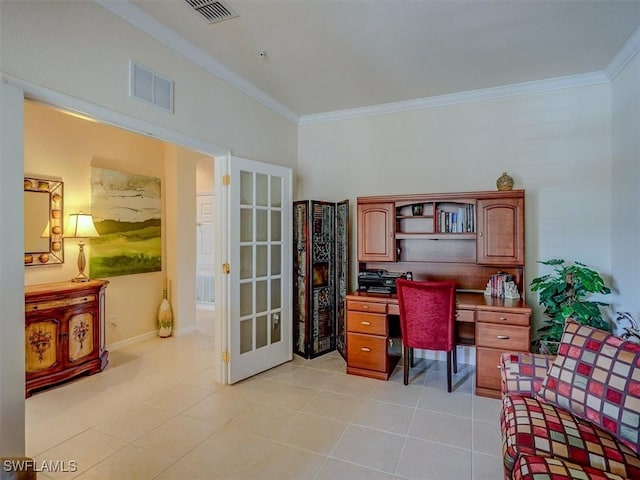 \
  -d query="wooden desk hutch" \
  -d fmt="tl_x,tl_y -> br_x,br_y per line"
347,190 -> 531,398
